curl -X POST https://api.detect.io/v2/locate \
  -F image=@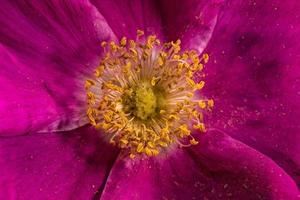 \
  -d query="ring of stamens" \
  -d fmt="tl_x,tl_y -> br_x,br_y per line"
85,30 -> 213,158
